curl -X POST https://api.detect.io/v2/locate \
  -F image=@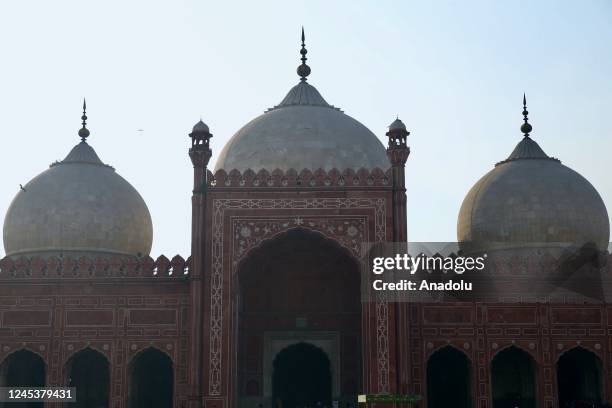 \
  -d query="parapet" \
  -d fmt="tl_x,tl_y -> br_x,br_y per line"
0,254 -> 191,281
206,167 -> 392,189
